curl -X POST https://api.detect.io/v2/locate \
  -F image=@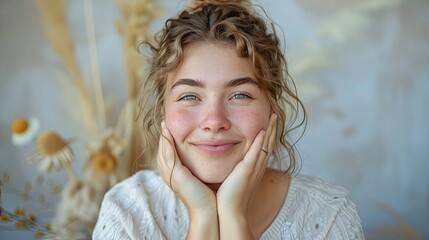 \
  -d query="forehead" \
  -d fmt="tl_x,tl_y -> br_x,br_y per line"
167,42 -> 256,87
